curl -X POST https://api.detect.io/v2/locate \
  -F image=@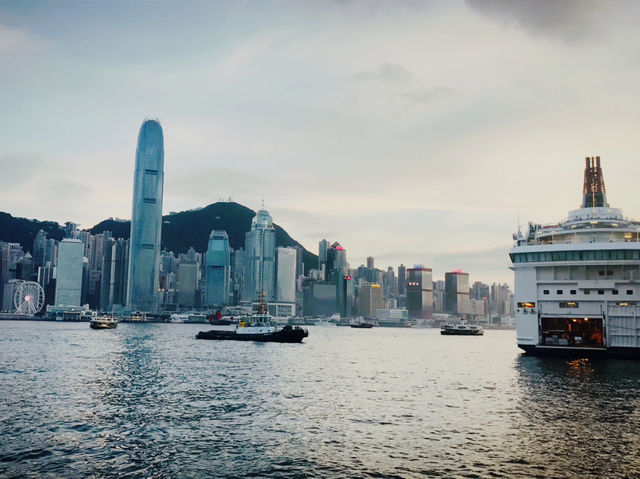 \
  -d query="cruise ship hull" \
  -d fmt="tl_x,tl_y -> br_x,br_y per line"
518,344 -> 640,359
